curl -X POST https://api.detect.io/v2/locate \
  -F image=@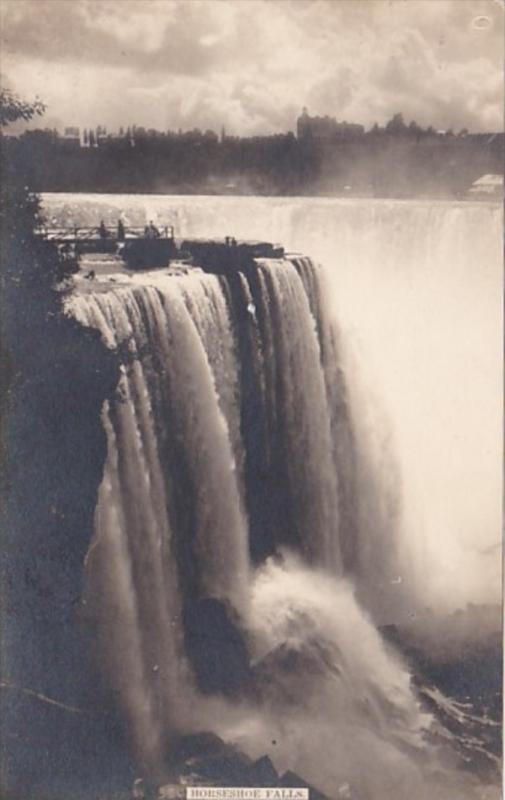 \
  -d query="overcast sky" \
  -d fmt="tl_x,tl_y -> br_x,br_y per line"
0,0 -> 503,135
